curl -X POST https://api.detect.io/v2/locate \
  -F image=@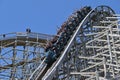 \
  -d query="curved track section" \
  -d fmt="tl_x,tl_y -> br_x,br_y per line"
29,5 -> 118,80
